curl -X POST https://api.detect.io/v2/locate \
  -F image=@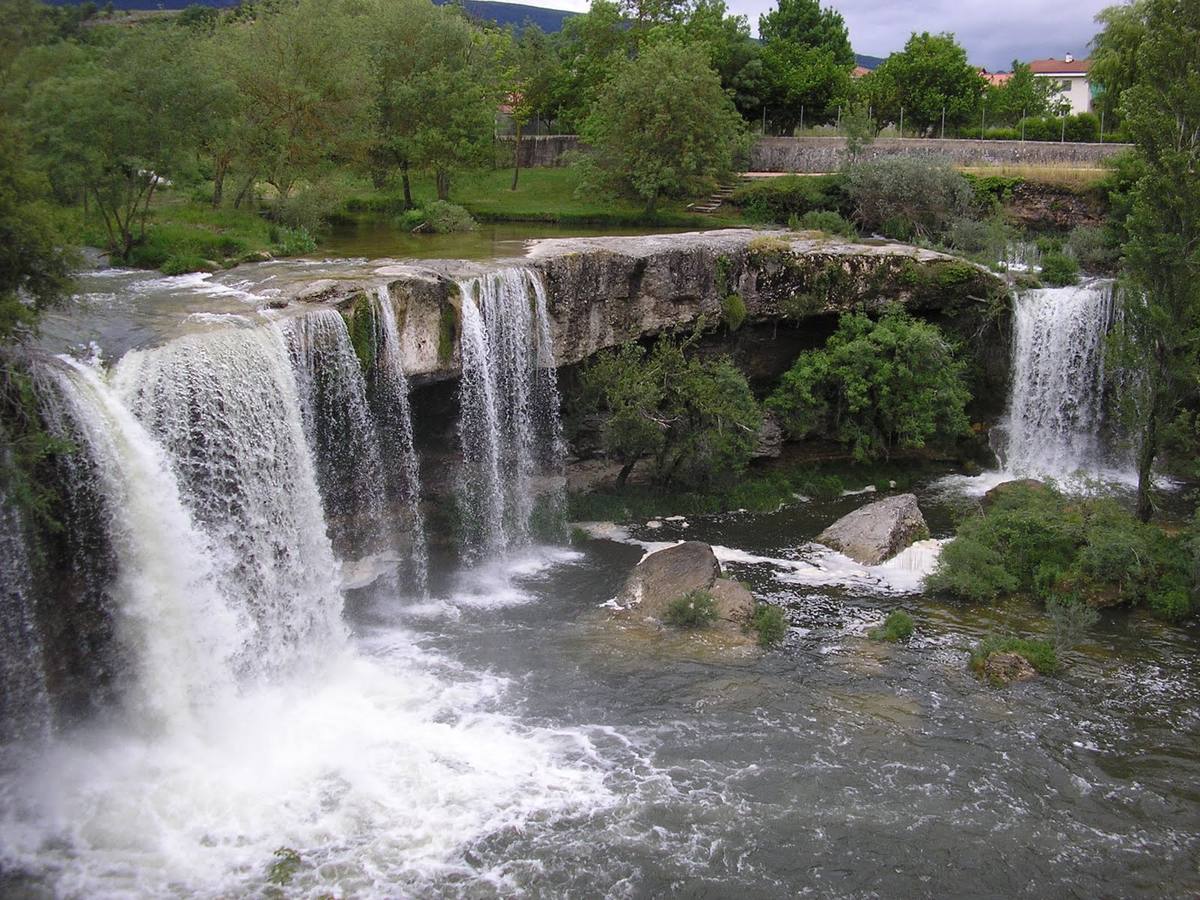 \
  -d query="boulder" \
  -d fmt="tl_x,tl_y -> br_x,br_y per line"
618,541 -> 721,615
982,651 -> 1037,685
752,412 -> 783,459
709,578 -> 755,625
817,493 -> 928,565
